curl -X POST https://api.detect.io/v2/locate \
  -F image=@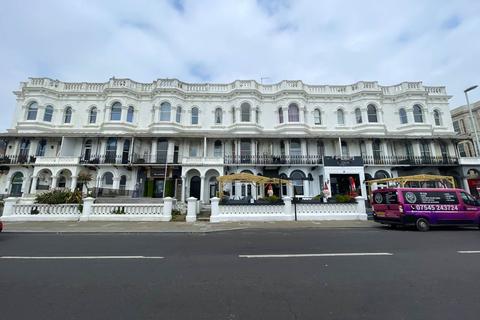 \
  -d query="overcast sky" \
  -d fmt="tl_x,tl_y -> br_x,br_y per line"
1,0 -> 479,130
